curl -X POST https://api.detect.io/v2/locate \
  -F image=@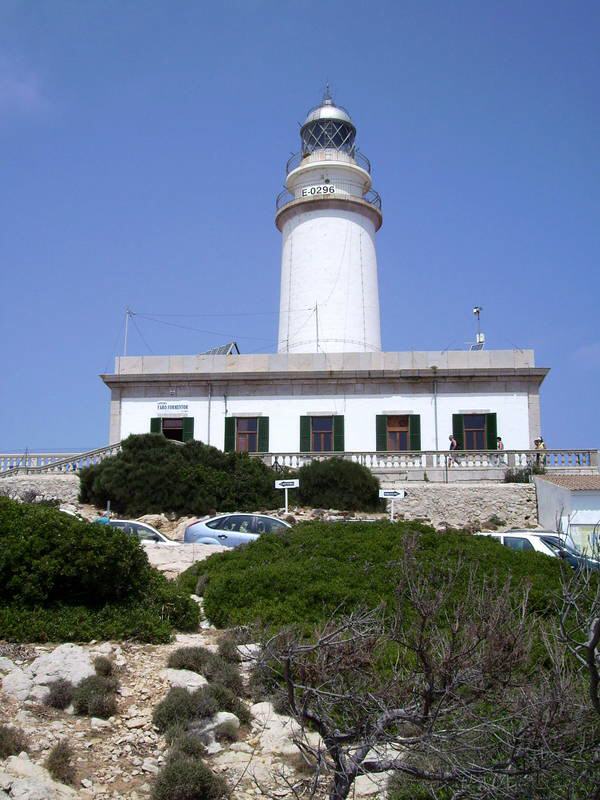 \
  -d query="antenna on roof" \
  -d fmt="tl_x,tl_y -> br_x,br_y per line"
470,306 -> 485,351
